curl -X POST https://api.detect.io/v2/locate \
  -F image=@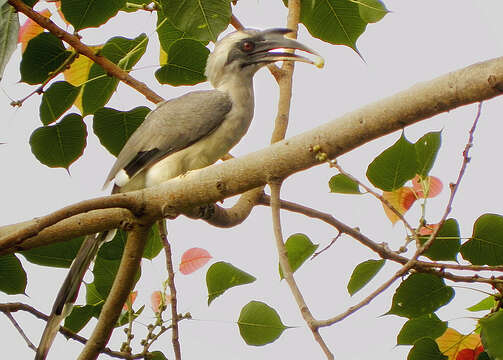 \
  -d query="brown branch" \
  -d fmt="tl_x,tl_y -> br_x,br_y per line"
330,161 -> 417,243
159,221 -> 181,360
0,303 -> 134,359
7,0 -> 164,104
0,192 -> 141,253
4,311 -> 37,352
259,194 -> 503,279
77,223 -> 151,360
